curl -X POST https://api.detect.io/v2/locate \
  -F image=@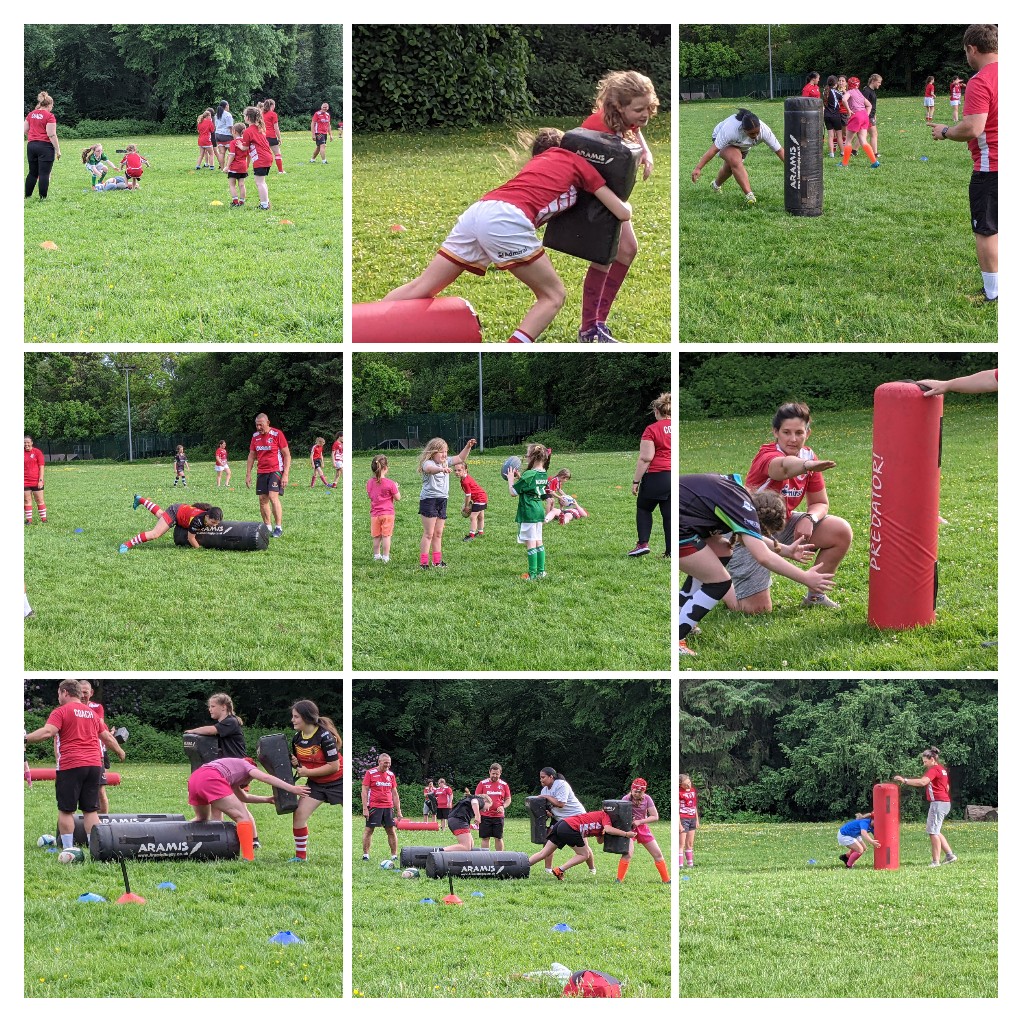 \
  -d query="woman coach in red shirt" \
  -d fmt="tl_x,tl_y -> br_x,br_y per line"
895,746 -> 958,867
25,91 -> 61,199
629,391 -> 672,557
